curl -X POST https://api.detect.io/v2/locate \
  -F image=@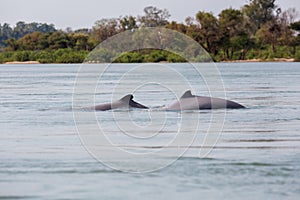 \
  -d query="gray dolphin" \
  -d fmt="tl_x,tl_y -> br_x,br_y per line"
90,94 -> 148,111
165,90 -> 245,111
